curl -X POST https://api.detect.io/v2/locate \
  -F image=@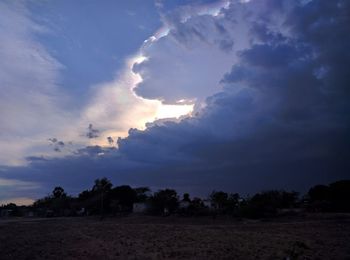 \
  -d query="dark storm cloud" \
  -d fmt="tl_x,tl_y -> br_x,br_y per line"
121,0 -> 350,190
1,0 -> 349,199
0,146 -> 157,197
